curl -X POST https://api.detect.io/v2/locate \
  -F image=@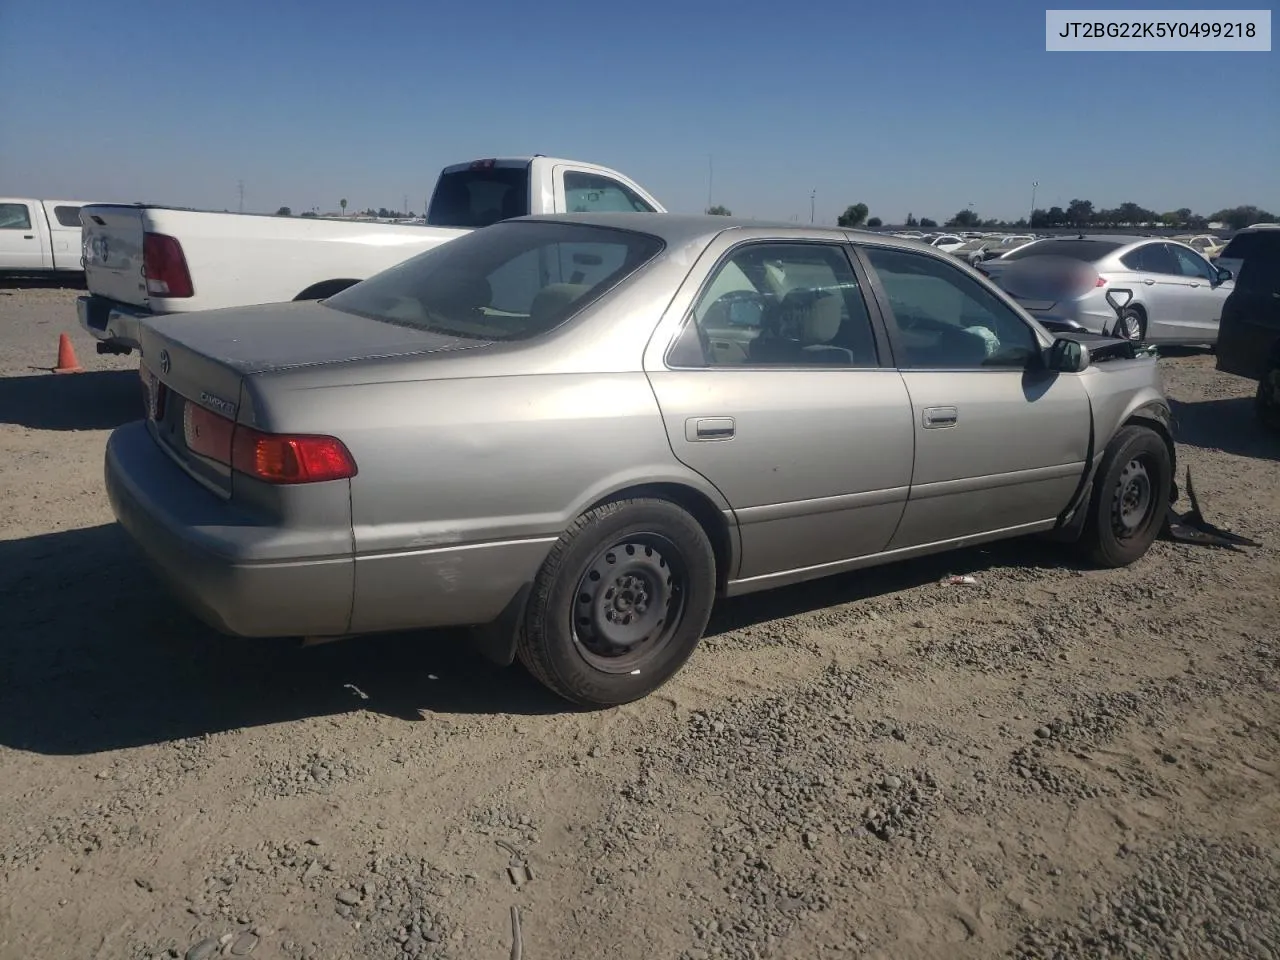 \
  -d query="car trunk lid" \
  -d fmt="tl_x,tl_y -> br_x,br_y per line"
137,301 -> 494,497
81,204 -> 149,306
985,255 -> 1103,312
